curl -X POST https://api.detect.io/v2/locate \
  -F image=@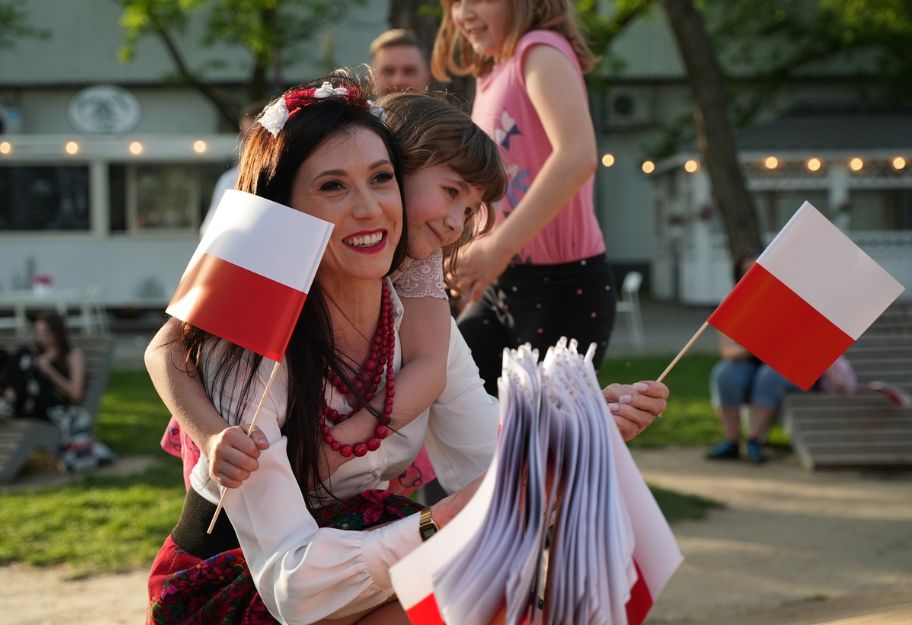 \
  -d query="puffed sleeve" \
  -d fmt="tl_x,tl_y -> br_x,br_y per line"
423,318 -> 499,494
223,405 -> 424,623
